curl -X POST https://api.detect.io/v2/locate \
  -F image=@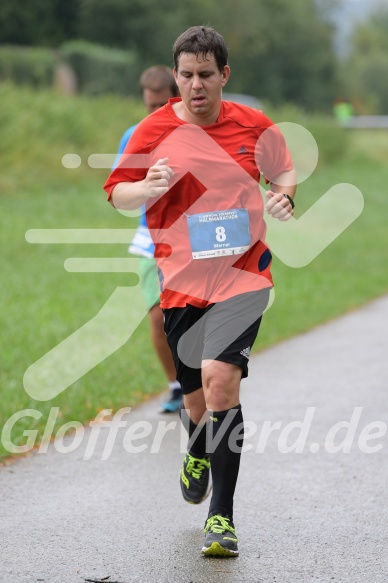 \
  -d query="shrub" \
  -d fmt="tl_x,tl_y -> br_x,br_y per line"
0,45 -> 56,87
303,116 -> 350,167
262,102 -> 350,167
60,40 -> 141,96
